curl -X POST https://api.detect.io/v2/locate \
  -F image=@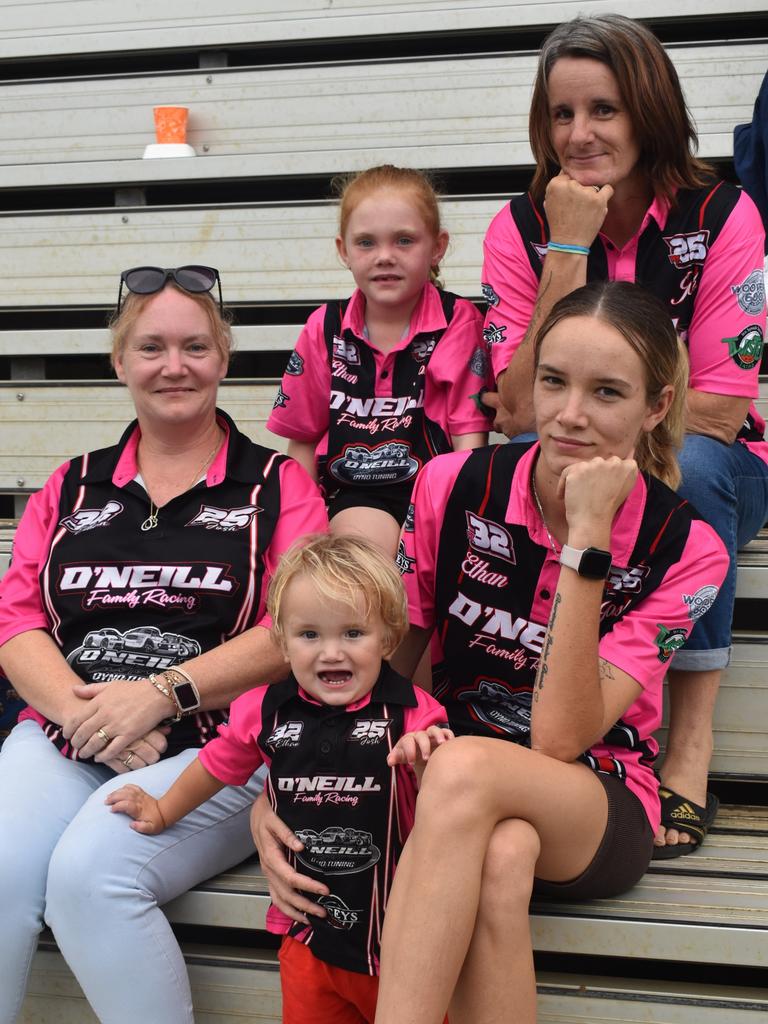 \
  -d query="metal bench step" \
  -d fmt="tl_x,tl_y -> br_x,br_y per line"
164,809 -> 768,969
21,948 -> 768,1023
